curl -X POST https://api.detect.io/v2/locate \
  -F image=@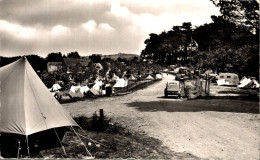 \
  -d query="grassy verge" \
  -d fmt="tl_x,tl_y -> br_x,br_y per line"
35,114 -> 198,159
